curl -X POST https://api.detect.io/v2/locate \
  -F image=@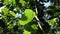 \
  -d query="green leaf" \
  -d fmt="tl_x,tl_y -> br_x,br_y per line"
23,29 -> 31,34
3,0 -> 12,5
49,18 -> 57,26
2,7 -> 9,15
12,0 -> 16,5
18,9 -> 36,25
15,7 -> 20,11
8,24 -> 14,29
24,21 -> 38,34
31,24 -> 38,30
10,11 -> 16,17
19,0 -> 26,6
3,0 -> 16,5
